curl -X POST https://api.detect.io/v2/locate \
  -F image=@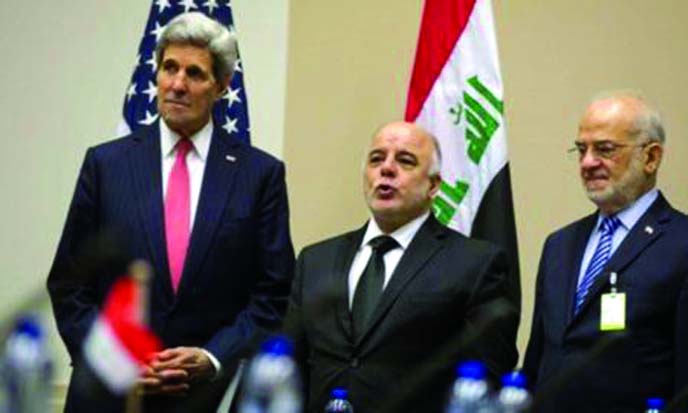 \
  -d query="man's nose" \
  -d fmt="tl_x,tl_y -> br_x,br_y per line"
170,72 -> 188,92
380,158 -> 397,176
579,148 -> 602,169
